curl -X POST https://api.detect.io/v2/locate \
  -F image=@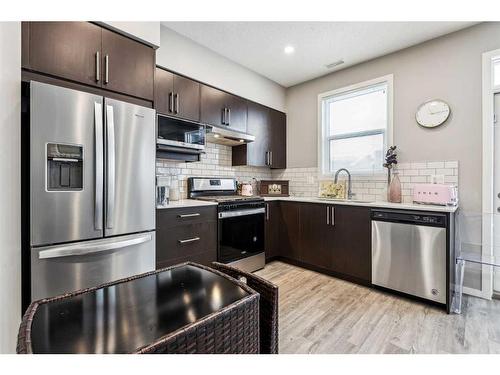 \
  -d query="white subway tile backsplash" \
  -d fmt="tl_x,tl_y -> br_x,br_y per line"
427,161 -> 445,169
411,162 -> 427,169
156,150 -> 459,203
